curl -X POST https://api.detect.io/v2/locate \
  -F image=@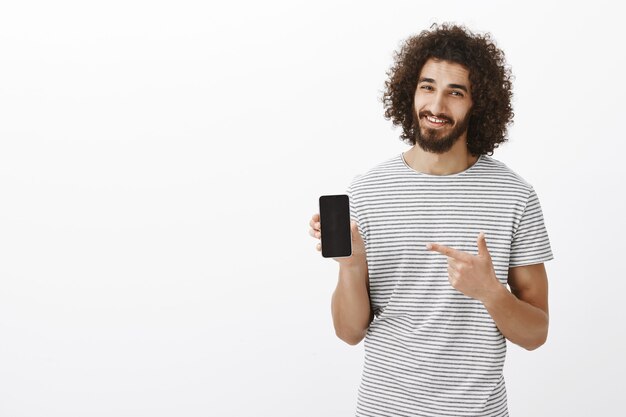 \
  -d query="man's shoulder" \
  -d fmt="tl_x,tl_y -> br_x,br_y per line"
477,155 -> 535,191
348,153 -> 402,188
